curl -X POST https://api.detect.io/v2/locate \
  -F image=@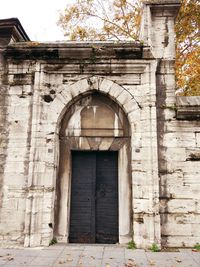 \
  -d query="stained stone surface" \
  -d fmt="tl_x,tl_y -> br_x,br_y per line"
0,0 -> 200,249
